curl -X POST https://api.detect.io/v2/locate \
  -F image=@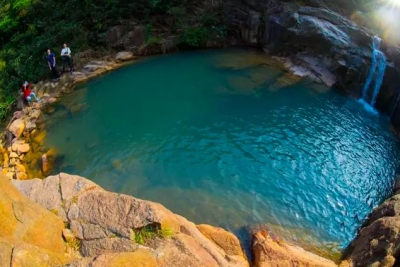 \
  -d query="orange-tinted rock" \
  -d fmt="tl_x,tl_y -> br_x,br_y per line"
253,230 -> 336,267
0,174 -> 76,266
197,224 -> 246,257
41,148 -> 58,176
16,172 -> 28,180
17,143 -> 30,154
14,173 -> 249,267
9,119 -> 25,138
